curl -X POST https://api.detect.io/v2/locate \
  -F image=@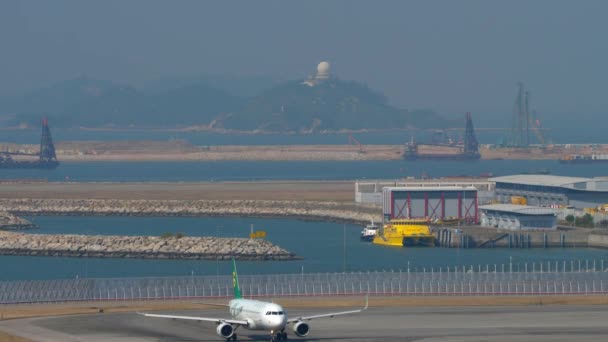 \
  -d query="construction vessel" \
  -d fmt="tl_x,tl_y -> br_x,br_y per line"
372,219 -> 435,247
404,112 -> 480,161
0,118 -> 59,169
